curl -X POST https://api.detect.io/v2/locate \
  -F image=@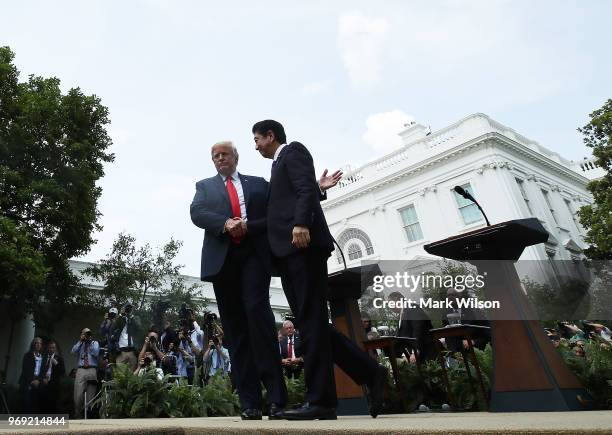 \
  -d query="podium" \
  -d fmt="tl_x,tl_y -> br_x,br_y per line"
327,263 -> 381,415
424,218 -> 592,412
